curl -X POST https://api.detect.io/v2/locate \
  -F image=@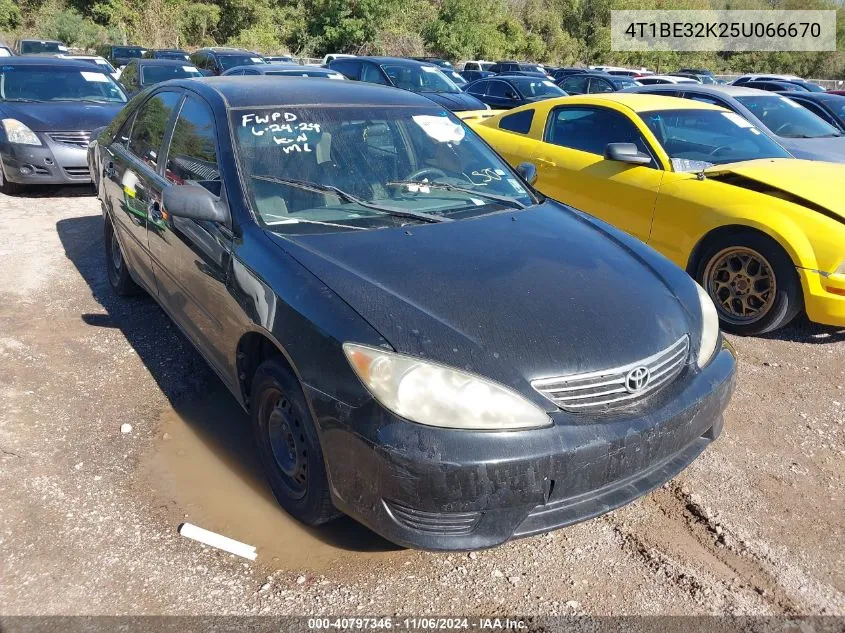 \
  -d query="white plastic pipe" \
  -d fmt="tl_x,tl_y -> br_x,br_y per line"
178,522 -> 257,561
